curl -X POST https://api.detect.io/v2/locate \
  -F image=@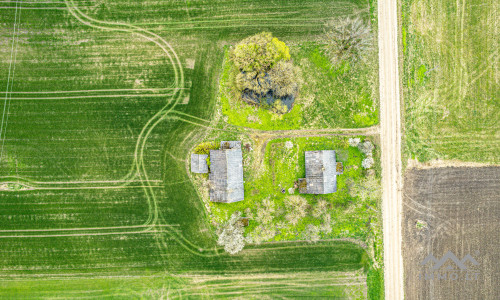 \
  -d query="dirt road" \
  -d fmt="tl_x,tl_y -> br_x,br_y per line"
378,0 -> 405,298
